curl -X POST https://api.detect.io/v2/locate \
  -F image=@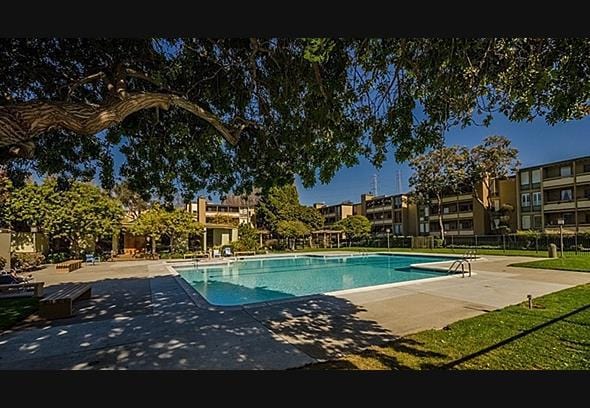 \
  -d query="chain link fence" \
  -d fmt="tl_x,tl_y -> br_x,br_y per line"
337,233 -> 590,255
